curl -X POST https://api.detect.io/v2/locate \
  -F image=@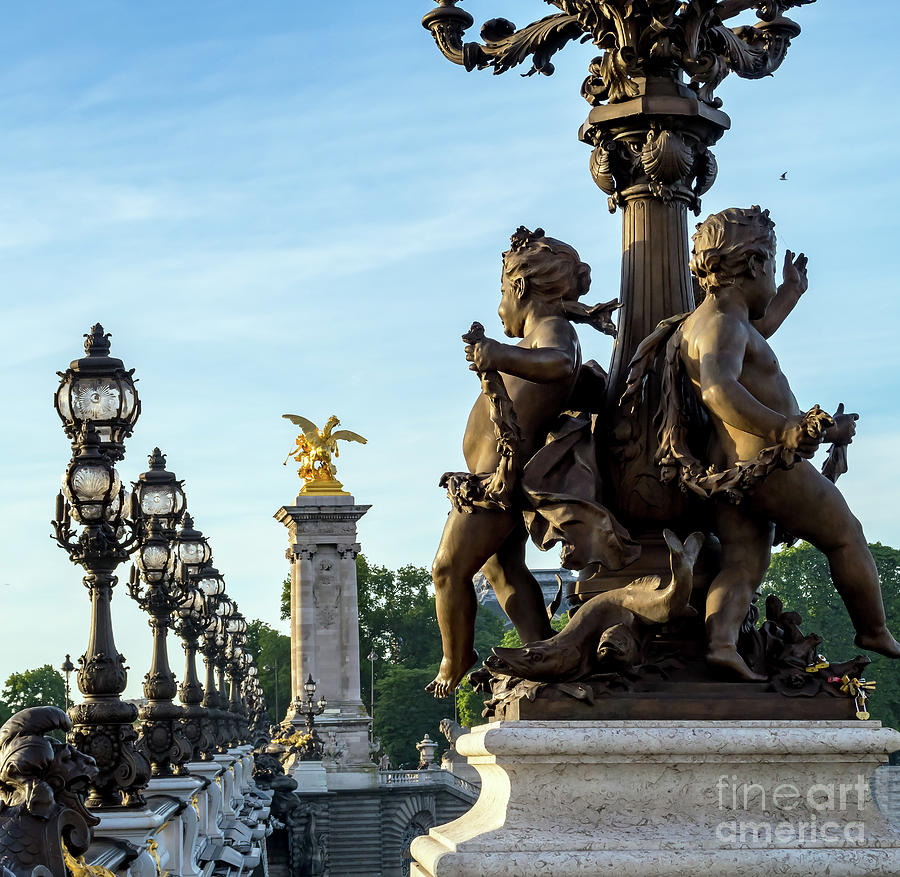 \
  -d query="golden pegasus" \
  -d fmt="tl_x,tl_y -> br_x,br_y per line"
283,414 -> 367,494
